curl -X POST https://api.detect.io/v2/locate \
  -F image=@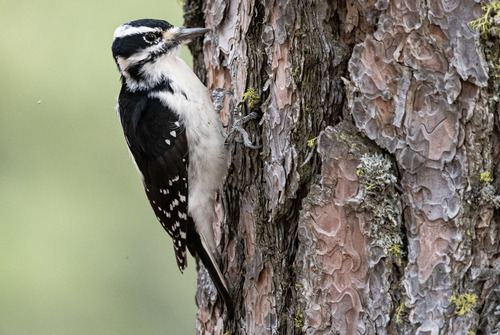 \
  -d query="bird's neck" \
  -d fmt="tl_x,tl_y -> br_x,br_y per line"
121,55 -> 211,109
121,48 -> 188,93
